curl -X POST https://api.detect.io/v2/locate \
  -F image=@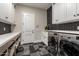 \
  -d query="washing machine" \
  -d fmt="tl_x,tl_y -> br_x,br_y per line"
48,32 -> 59,55
59,33 -> 79,56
